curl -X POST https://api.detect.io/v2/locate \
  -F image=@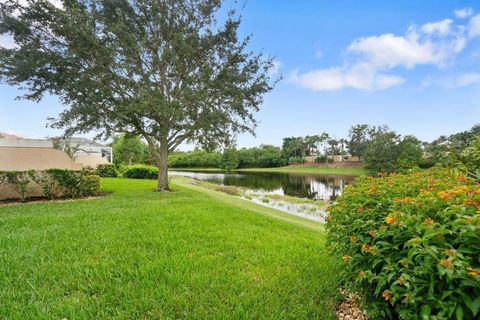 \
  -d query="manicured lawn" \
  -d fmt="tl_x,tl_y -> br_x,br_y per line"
171,166 -> 366,176
0,177 -> 340,319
